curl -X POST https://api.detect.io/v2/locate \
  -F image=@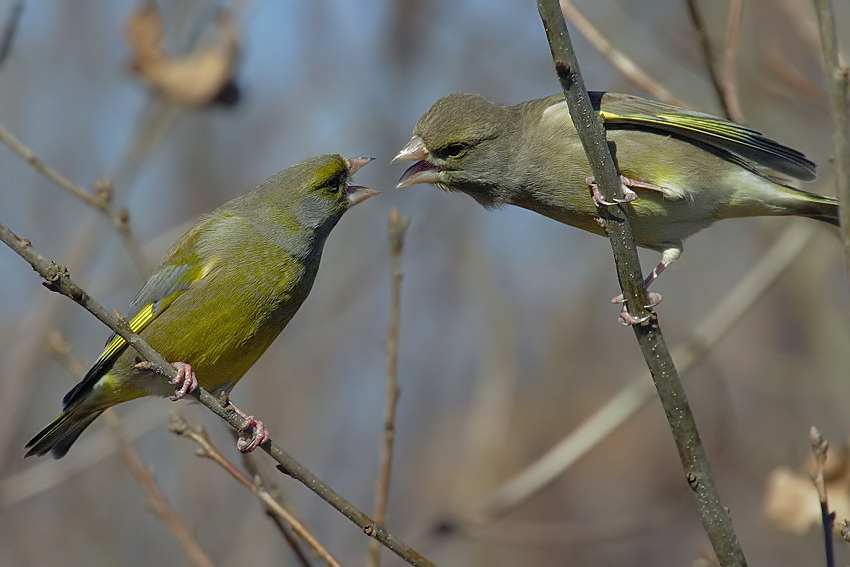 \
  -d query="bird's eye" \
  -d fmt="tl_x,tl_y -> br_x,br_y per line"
440,143 -> 468,159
